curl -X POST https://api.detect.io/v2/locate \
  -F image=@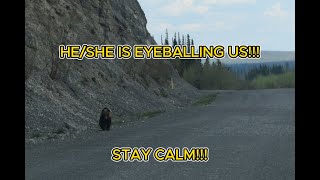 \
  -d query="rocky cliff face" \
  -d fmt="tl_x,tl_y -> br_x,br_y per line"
25,0 -> 201,142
